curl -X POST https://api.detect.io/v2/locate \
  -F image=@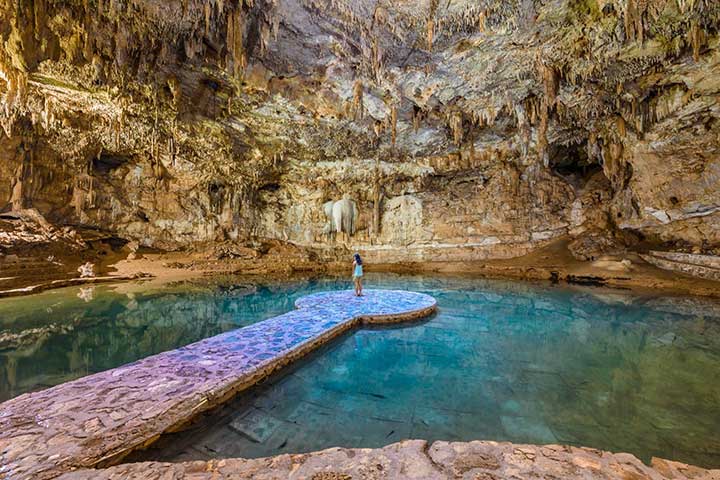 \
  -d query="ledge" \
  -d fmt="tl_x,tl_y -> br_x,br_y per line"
57,439 -> 719,480
0,289 -> 436,479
